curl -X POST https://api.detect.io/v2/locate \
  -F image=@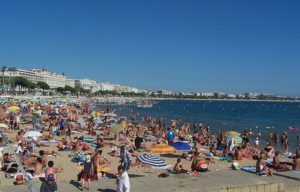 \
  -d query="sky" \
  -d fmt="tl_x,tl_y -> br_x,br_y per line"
0,0 -> 299,96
